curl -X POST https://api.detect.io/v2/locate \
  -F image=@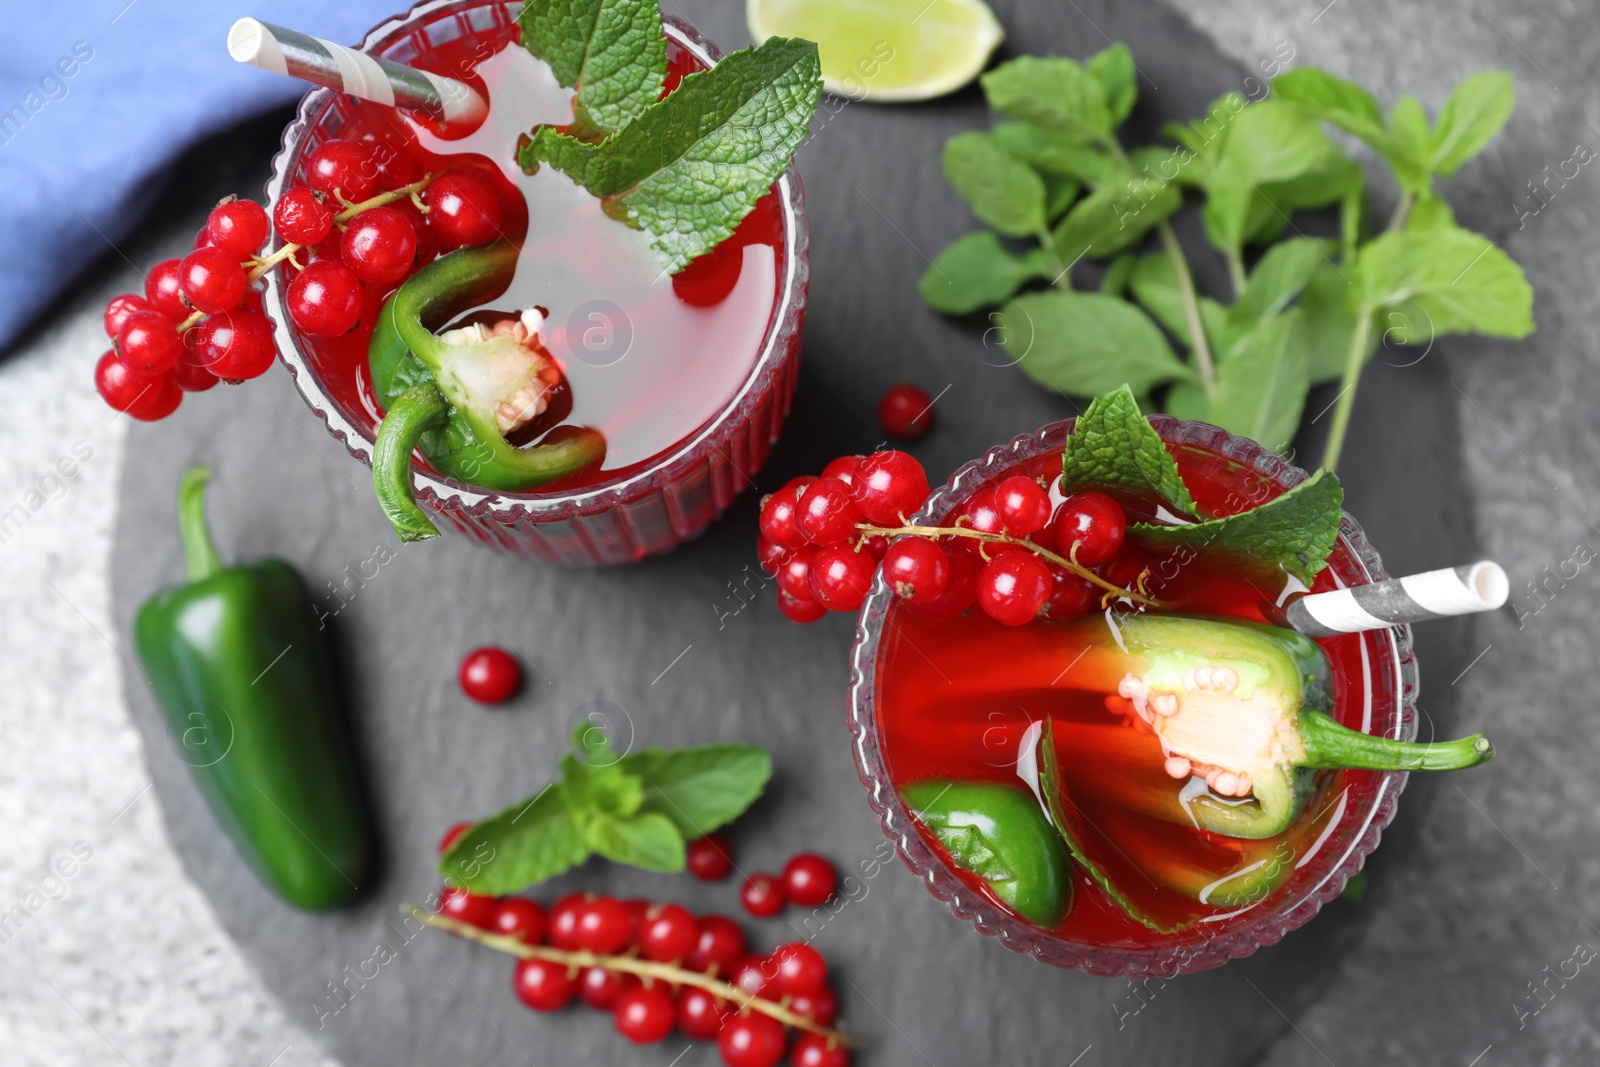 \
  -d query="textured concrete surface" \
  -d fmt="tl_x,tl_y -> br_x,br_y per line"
3,0 -> 1597,1065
